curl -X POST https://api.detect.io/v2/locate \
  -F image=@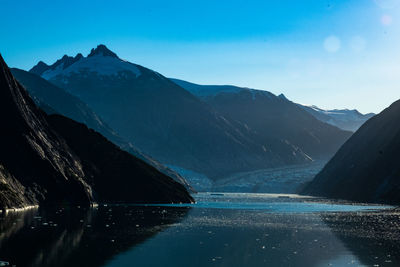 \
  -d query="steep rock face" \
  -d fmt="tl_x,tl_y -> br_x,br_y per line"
303,100 -> 400,204
11,68 -> 194,192
11,68 -> 116,139
172,78 -> 352,160
0,54 -> 93,209
0,54 -> 193,209
298,104 -> 375,132
47,115 -> 193,203
32,45 -> 314,179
